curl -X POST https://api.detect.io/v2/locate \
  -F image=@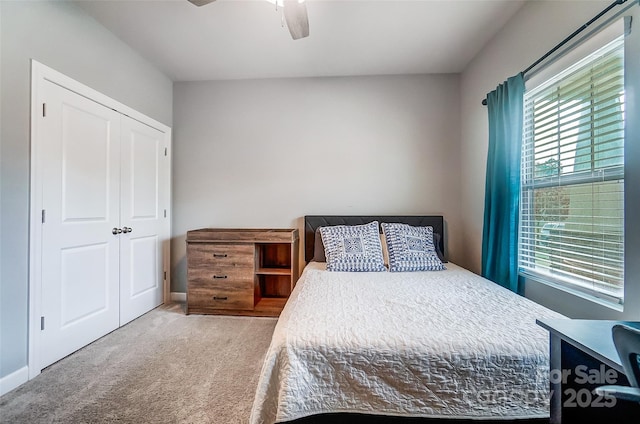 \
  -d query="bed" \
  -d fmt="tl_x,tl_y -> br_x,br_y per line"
249,215 -> 566,424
